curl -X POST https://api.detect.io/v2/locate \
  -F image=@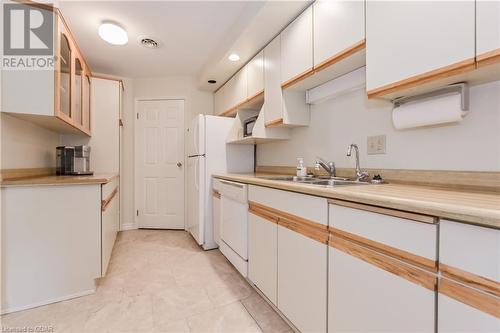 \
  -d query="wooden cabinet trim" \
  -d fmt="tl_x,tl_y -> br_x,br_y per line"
439,278 -> 500,318
281,68 -> 315,89
248,201 -> 328,244
329,199 -> 437,224
331,227 -> 437,272
101,187 -> 118,212
367,58 -> 476,99
440,263 -> 500,298
265,118 -> 284,128
314,39 -> 366,72
218,90 -> 264,117
212,190 -> 221,199
477,48 -> 500,68
330,235 -> 437,291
